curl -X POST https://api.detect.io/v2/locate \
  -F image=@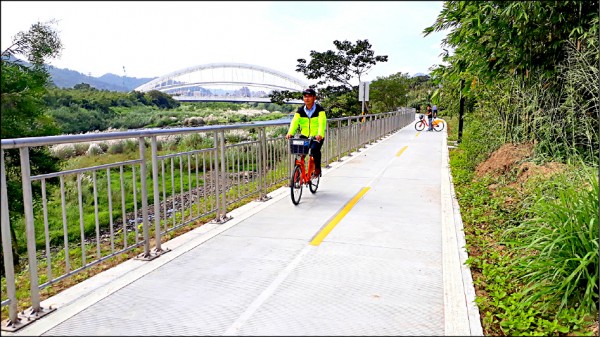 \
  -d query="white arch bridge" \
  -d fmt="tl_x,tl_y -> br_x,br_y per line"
134,62 -> 308,104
